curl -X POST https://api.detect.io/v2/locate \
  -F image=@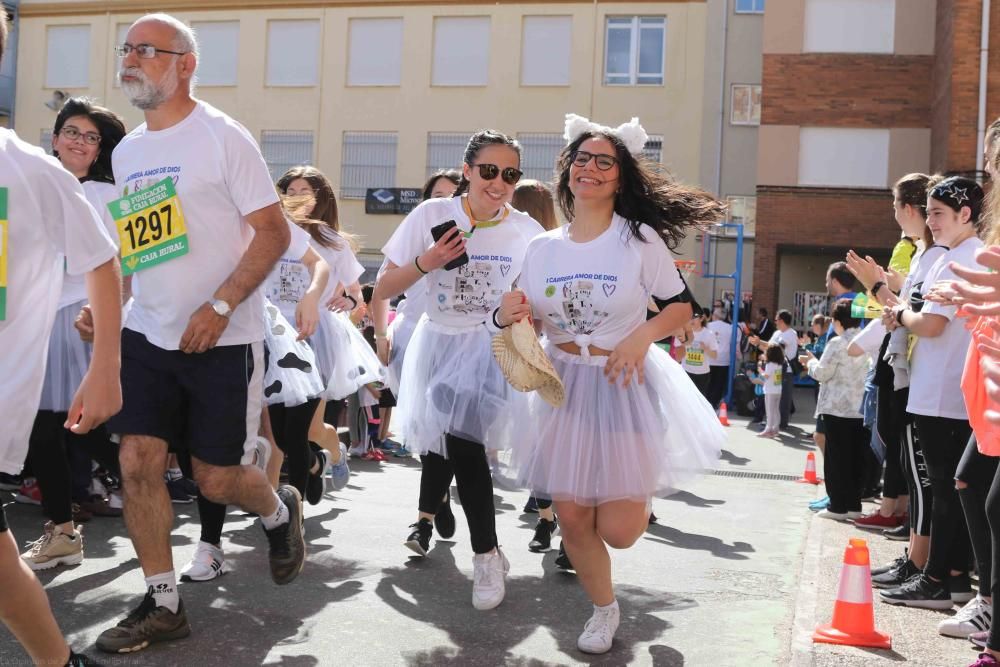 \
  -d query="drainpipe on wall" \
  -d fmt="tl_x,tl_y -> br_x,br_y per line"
714,0 -> 730,195
976,0 -> 991,176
